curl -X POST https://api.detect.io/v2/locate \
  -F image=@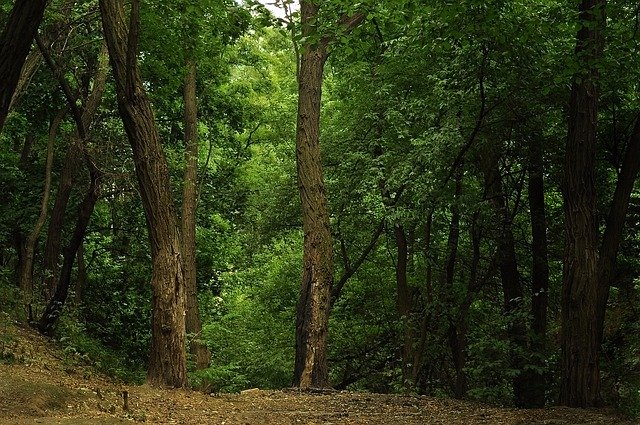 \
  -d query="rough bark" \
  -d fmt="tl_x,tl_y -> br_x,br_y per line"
99,0 -> 187,388
292,0 -> 364,390
182,58 -> 210,370
293,2 -> 332,386
560,0 -> 605,407
0,0 -> 48,131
